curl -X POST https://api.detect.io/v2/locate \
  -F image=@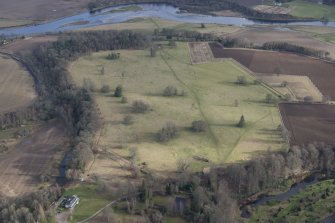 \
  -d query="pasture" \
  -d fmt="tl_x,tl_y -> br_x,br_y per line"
69,42 -> 284,177
278,103 -> 335,145
0,54 -> 36,113
209,43 -> 335,100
